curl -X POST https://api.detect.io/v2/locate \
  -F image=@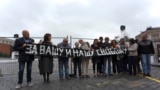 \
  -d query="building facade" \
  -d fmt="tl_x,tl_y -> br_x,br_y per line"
0,38 -> 14,57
